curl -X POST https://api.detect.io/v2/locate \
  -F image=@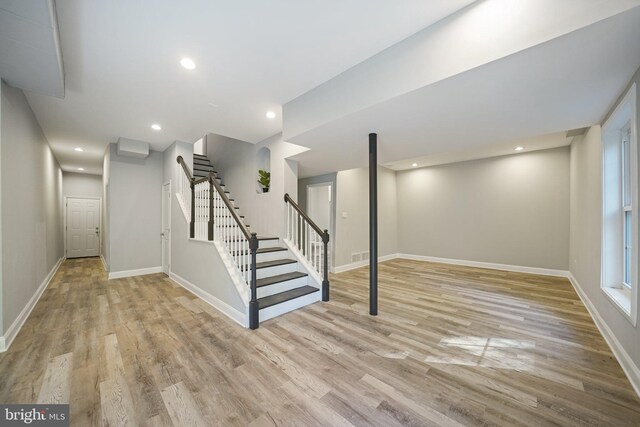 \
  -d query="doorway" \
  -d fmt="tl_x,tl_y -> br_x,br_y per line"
306,183 -> 333,270
66,198 -> 101,258
162,181 -> 171,275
